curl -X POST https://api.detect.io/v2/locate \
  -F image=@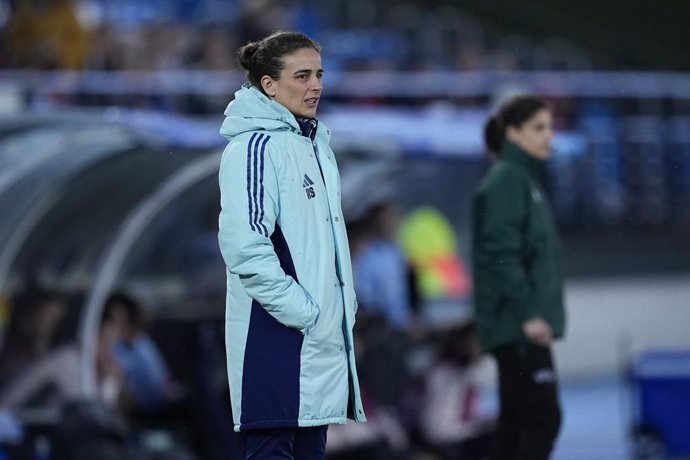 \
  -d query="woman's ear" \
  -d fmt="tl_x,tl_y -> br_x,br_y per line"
505,125 -> 520,144
261,76 -> 276,98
